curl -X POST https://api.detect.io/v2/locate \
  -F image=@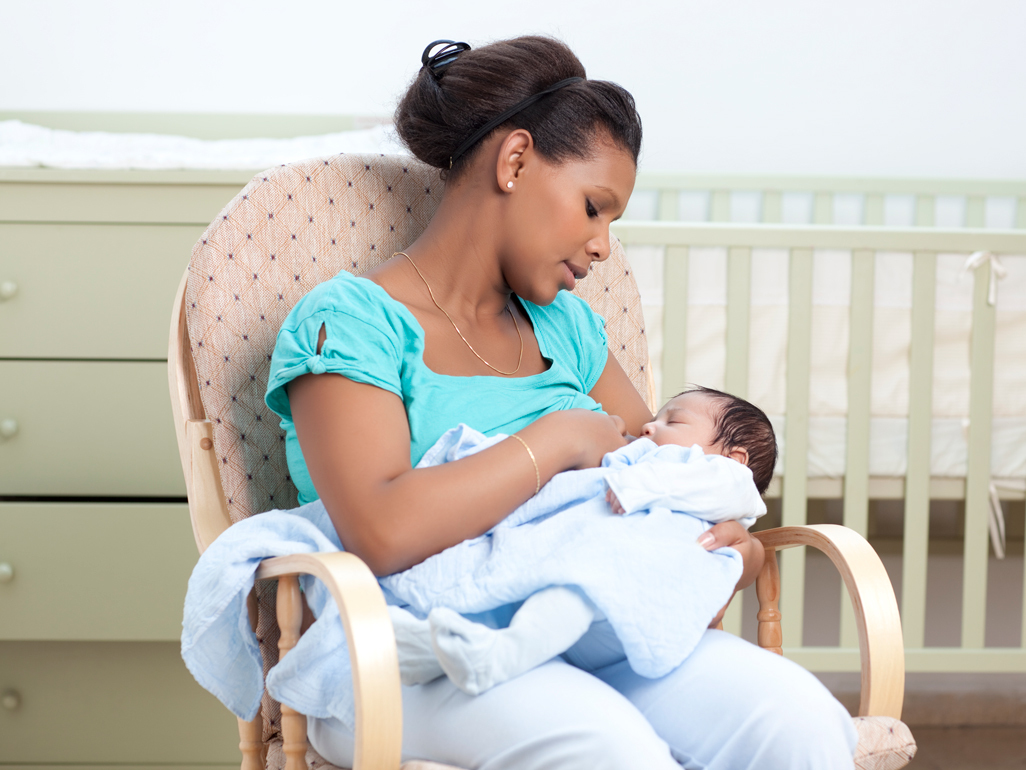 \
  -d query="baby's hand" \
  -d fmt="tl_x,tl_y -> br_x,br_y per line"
605,487 -> 626,514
